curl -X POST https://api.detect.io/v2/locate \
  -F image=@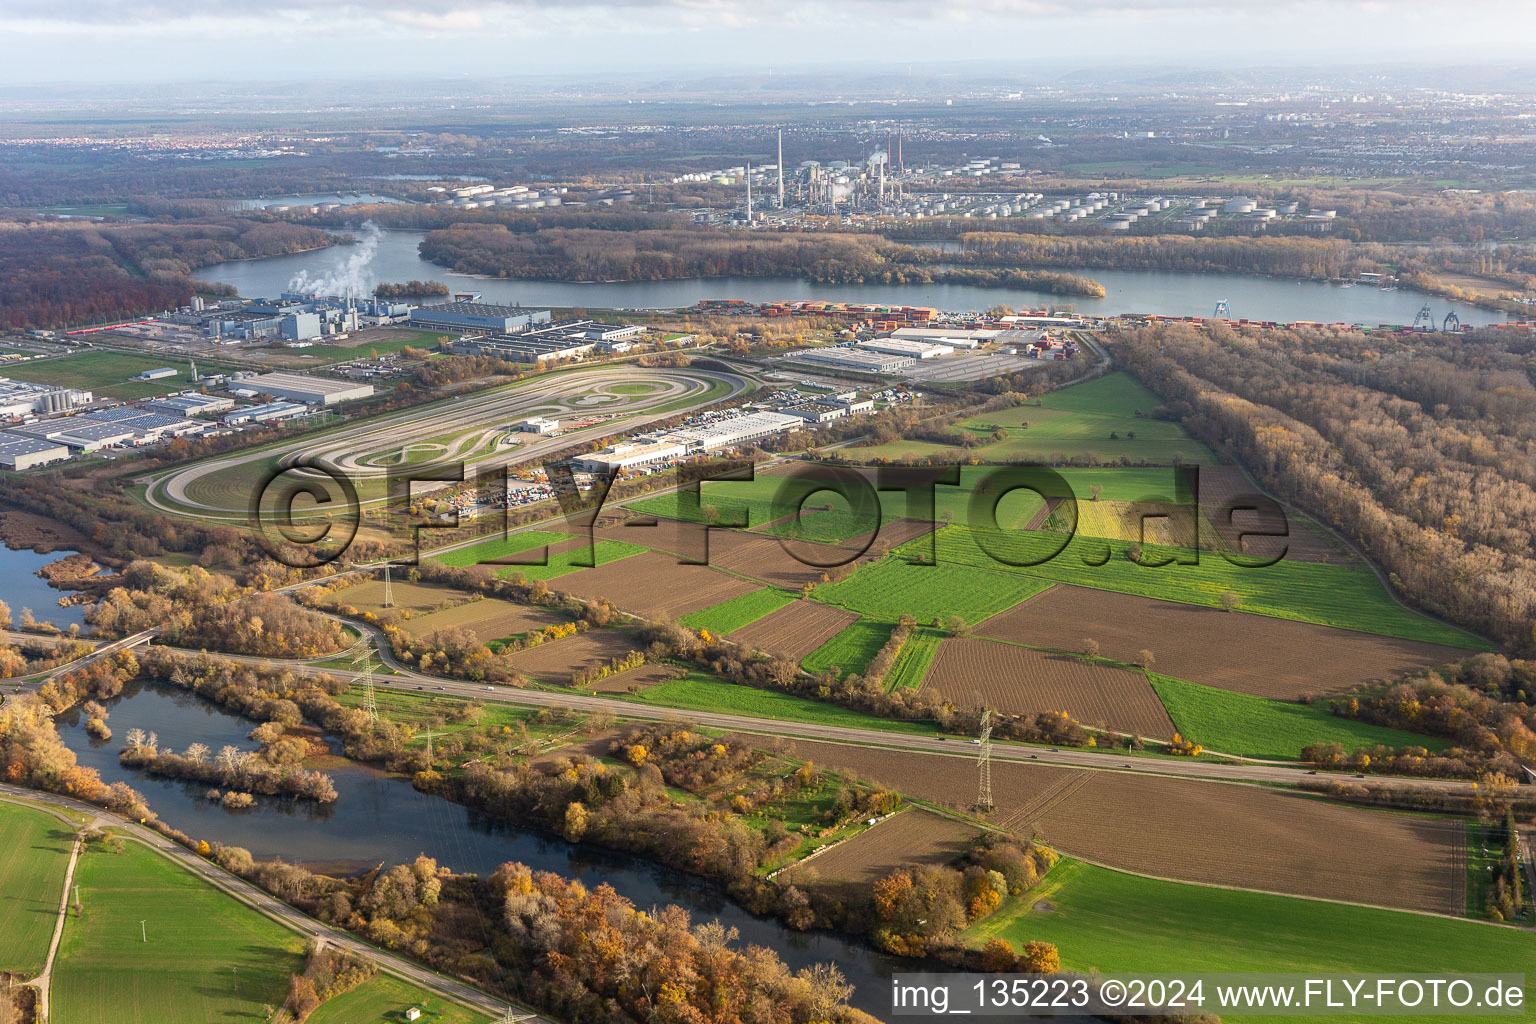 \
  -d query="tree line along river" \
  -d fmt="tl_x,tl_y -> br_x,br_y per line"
204,227 -> 1509,326
52,678 -> 933,1019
